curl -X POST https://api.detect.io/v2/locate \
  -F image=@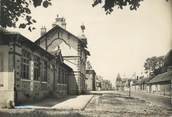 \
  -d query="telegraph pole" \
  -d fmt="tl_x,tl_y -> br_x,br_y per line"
128,79 -> 131,97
